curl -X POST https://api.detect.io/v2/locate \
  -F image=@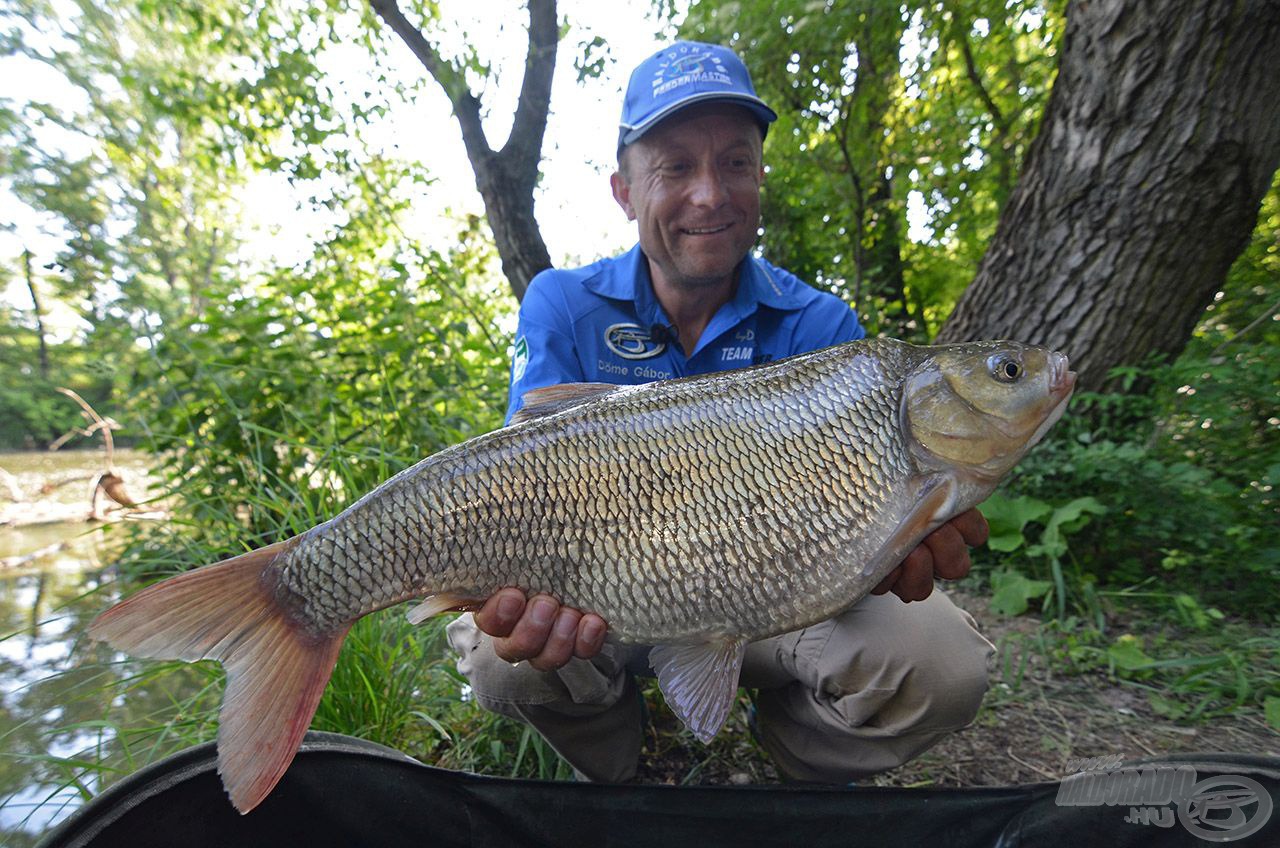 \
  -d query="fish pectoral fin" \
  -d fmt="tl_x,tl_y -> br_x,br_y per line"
510,382 -> 619,424
867,474 -> 961,585
649,638 -> 747,744
406,592 -> 484,625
